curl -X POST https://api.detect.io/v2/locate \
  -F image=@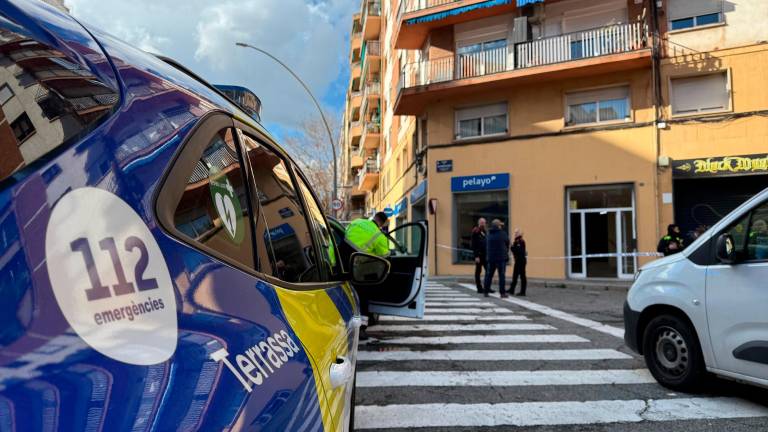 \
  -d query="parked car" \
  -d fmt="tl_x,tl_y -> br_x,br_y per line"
0,0 -> 426,430
624,187 -> 768,391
